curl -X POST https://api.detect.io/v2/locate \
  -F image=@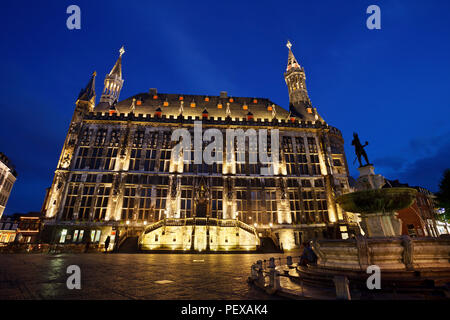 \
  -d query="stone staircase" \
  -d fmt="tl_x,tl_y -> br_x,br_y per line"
116,236 -> 139,253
